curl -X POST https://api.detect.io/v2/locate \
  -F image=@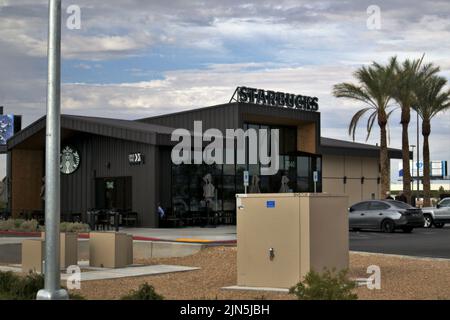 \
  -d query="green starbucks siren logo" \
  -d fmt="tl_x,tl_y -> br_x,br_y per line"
60,145 -> 80,175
